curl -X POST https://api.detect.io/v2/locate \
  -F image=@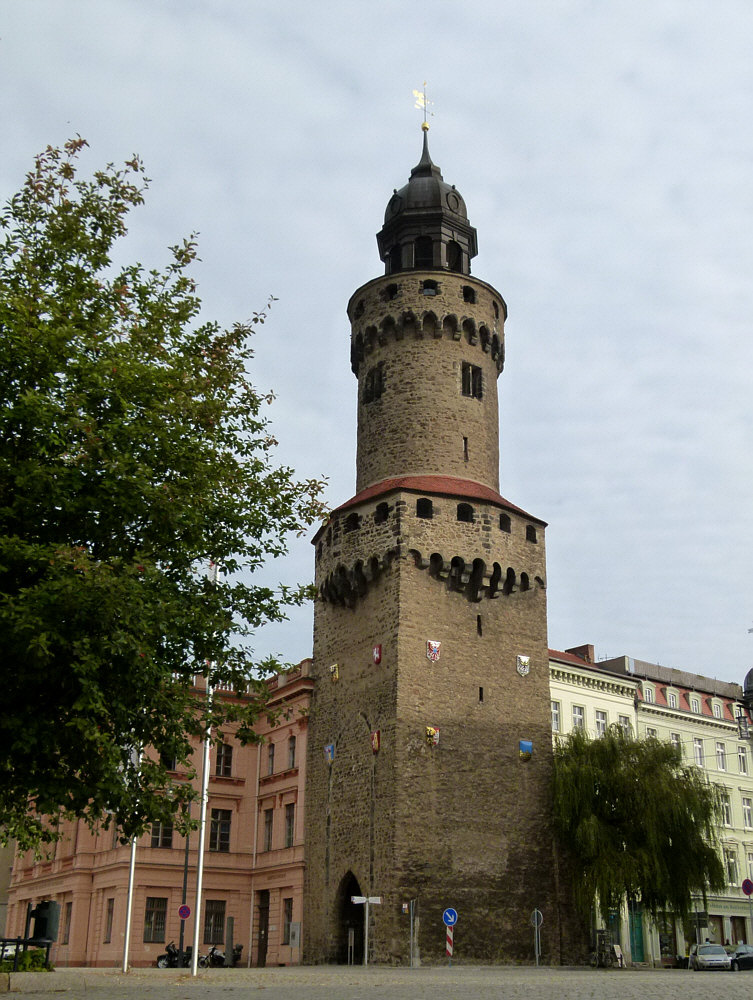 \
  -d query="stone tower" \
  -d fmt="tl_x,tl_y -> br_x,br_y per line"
304,128 -> 564,964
